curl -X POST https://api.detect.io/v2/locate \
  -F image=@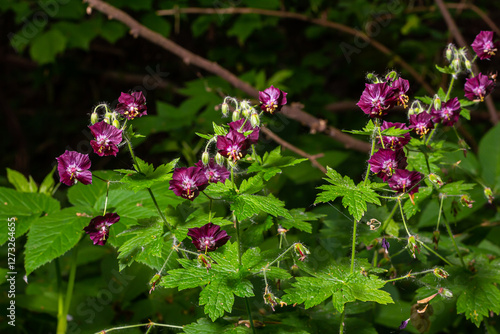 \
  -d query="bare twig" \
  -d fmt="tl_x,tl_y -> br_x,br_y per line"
434,0 -> 498,124
83,0 -> 371,152
157,6 -> 433,95
260,126 -> 327,173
